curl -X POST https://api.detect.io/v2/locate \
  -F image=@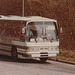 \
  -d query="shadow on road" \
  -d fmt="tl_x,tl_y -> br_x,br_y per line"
0,55 -> 50,64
